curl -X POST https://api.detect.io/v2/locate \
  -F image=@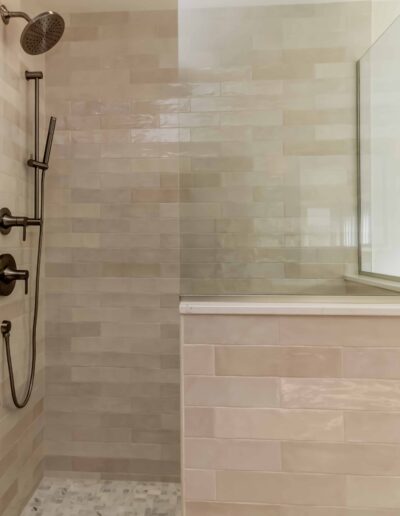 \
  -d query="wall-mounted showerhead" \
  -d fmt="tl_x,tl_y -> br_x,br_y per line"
0,5 -> 65,55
